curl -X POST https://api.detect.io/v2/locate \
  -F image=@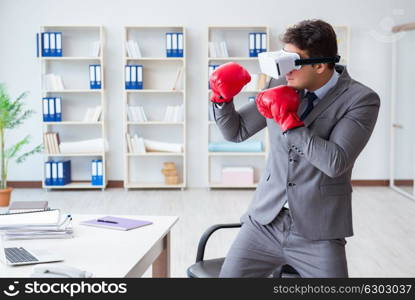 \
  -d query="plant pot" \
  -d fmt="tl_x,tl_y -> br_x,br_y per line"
0,187 -> 13,207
